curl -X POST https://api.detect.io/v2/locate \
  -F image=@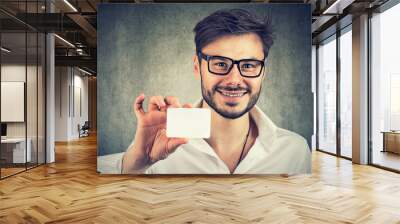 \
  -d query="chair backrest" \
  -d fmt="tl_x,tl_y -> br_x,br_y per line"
82,121 -> 90,129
